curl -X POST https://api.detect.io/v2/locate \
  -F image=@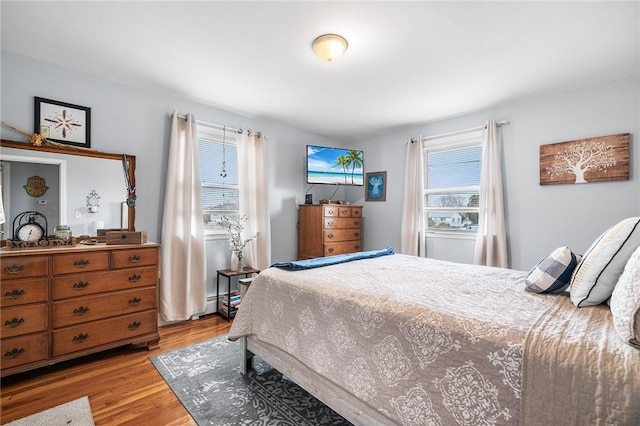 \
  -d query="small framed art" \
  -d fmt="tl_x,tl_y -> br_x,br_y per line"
365,171 -> 387,201
34,97 -> 91,148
